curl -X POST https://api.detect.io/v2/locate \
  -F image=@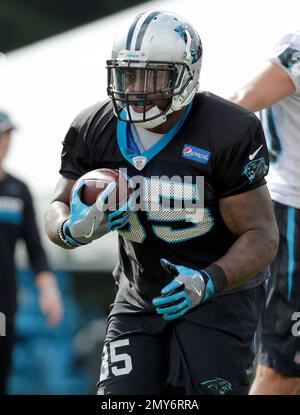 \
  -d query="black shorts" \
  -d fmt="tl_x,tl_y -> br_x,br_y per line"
97,284 -> 265,395
258,201 -> 300,377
